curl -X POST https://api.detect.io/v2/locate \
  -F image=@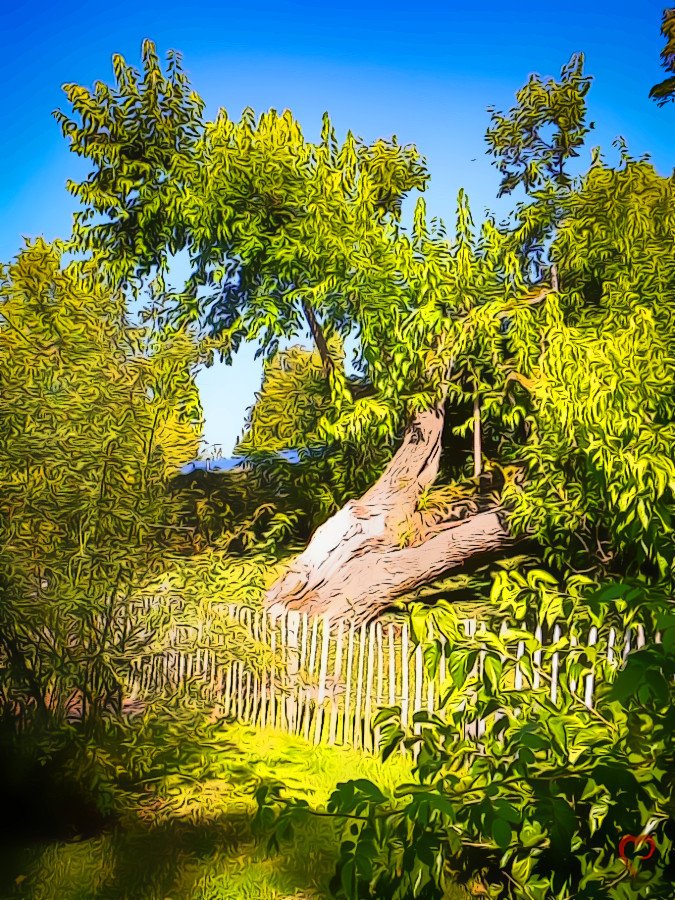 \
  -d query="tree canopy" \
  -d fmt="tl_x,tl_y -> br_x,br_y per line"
52,41 -> 675,615
2,22 -> 675,900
